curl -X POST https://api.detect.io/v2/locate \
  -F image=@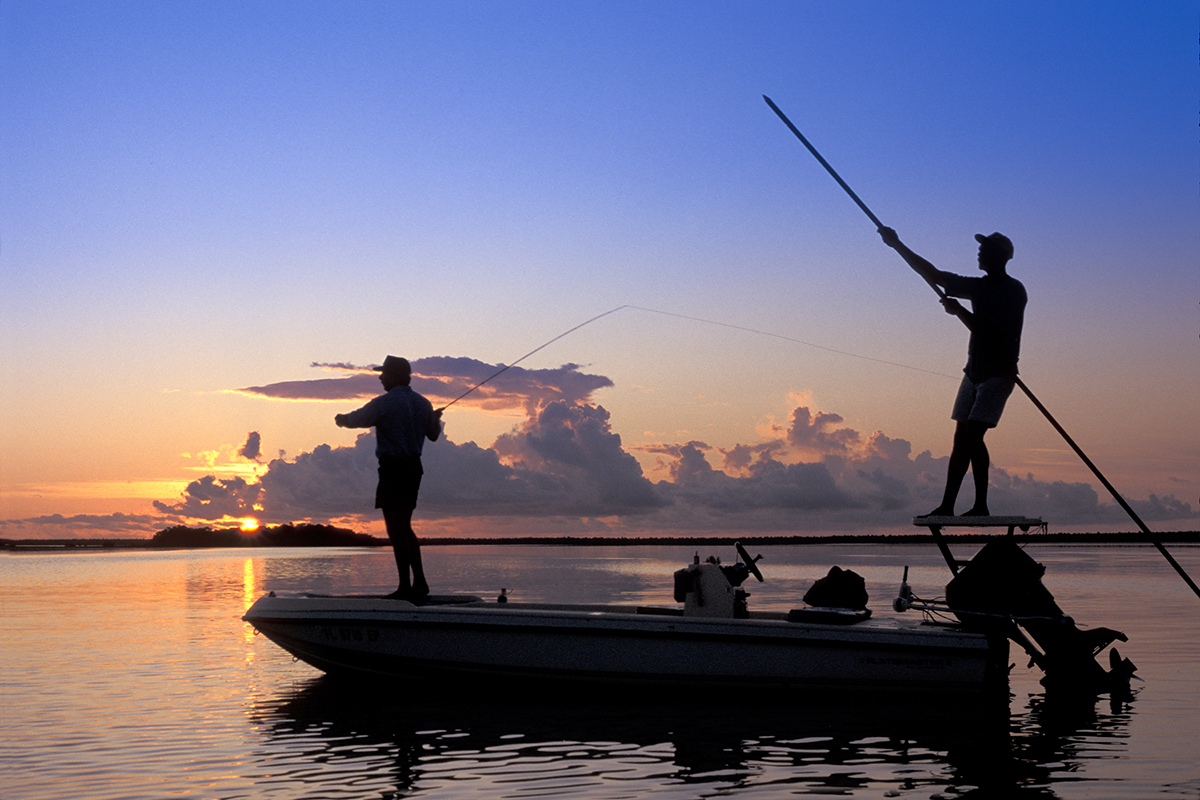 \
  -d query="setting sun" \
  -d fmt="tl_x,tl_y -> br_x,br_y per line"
239,518 -> 260,533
